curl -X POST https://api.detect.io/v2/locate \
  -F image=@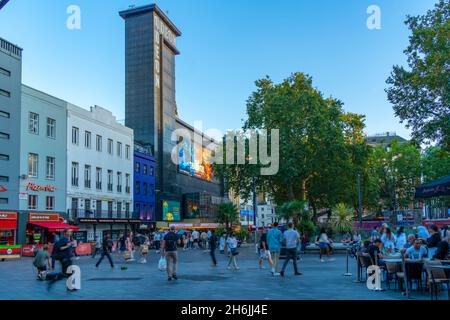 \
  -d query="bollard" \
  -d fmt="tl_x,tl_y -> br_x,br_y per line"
344,248 -> 352,276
